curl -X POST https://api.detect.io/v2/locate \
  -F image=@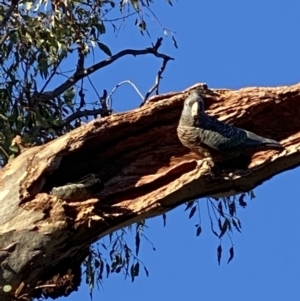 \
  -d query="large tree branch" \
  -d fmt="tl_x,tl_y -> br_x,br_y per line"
0,82 -> 299,300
